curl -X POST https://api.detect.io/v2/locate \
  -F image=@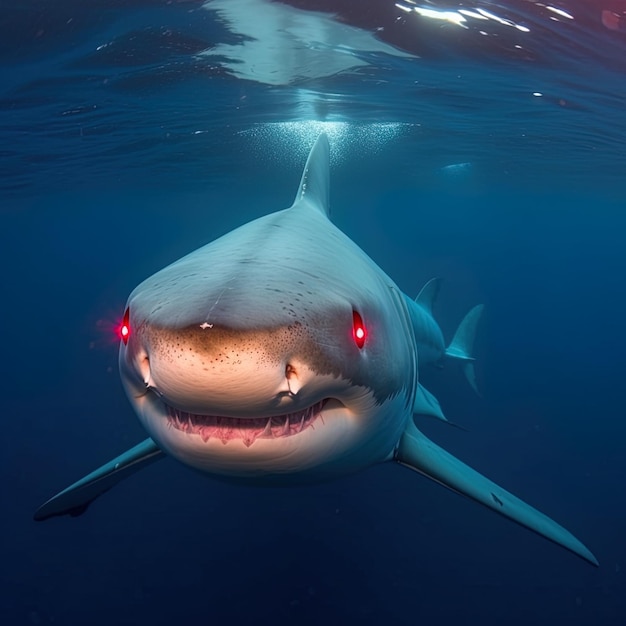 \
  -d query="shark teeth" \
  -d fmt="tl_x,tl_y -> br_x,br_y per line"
165,399 -> 328,446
